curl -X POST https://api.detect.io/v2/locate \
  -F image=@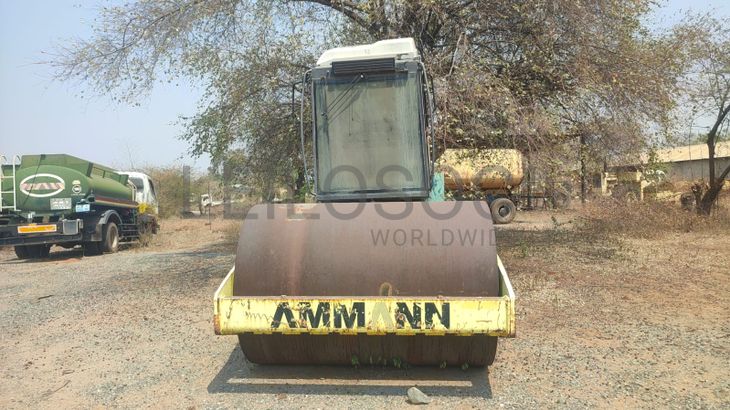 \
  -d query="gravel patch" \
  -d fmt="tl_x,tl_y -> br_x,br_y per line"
0,215 -> 727,408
